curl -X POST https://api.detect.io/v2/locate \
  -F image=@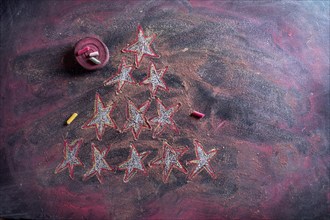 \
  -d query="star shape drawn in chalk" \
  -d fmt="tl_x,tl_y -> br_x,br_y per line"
104,58 -> 136,94
118,144 -> 150,183
149,142 -> 188,183
122,25 -> 159,68
122,99 -> 151,140
82,93 -> 117,141
54,138 -> 84,180
83,143 -> 114,184
150,98 -> 181,138
187,140 -> 217,180
140,62 -> 168,97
